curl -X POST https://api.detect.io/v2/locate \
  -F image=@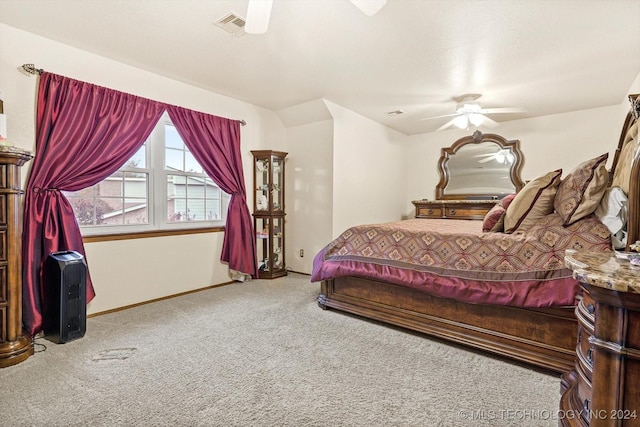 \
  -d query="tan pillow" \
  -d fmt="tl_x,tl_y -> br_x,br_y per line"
554,153 -> 609,226
504,169 -> 563,233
